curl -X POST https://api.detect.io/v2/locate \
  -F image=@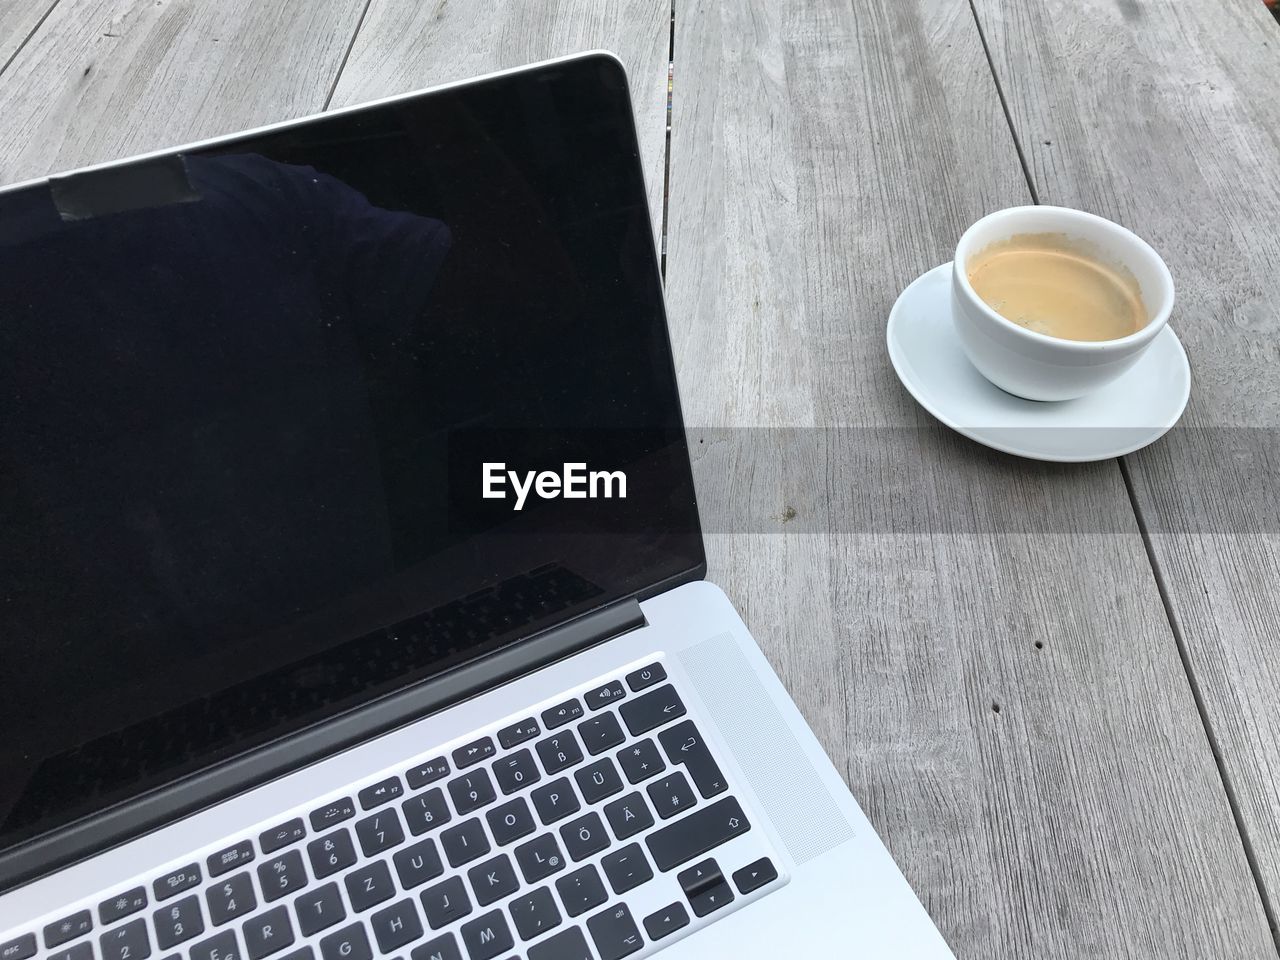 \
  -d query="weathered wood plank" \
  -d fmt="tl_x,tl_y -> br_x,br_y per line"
971,0 -> 1280,933
330,0 -> 672,240
0,0 -> 59,74
666,0 -> 1275,954
0,0 -> 370,184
